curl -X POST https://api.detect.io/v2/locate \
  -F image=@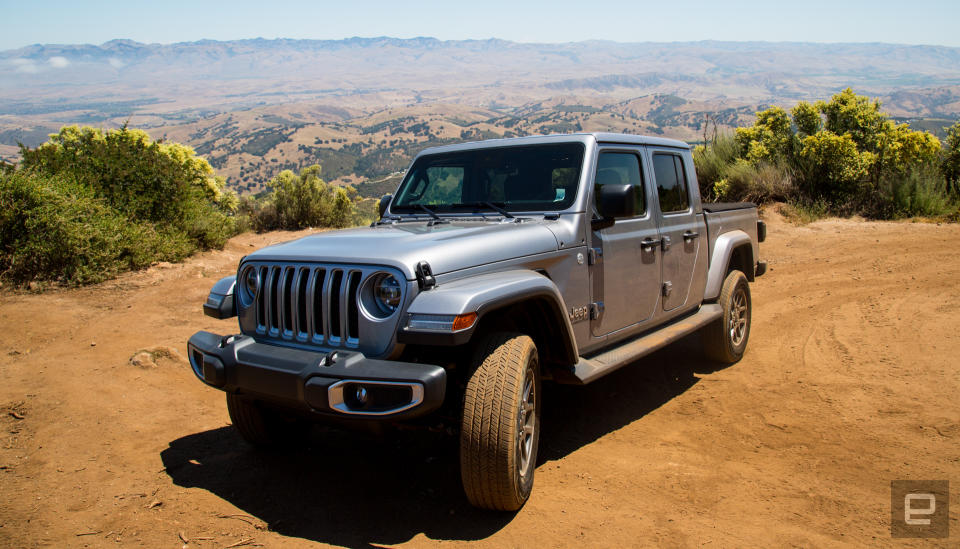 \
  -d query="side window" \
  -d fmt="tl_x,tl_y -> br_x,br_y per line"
653,153 -> 689,213
594,152 -> 645,216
